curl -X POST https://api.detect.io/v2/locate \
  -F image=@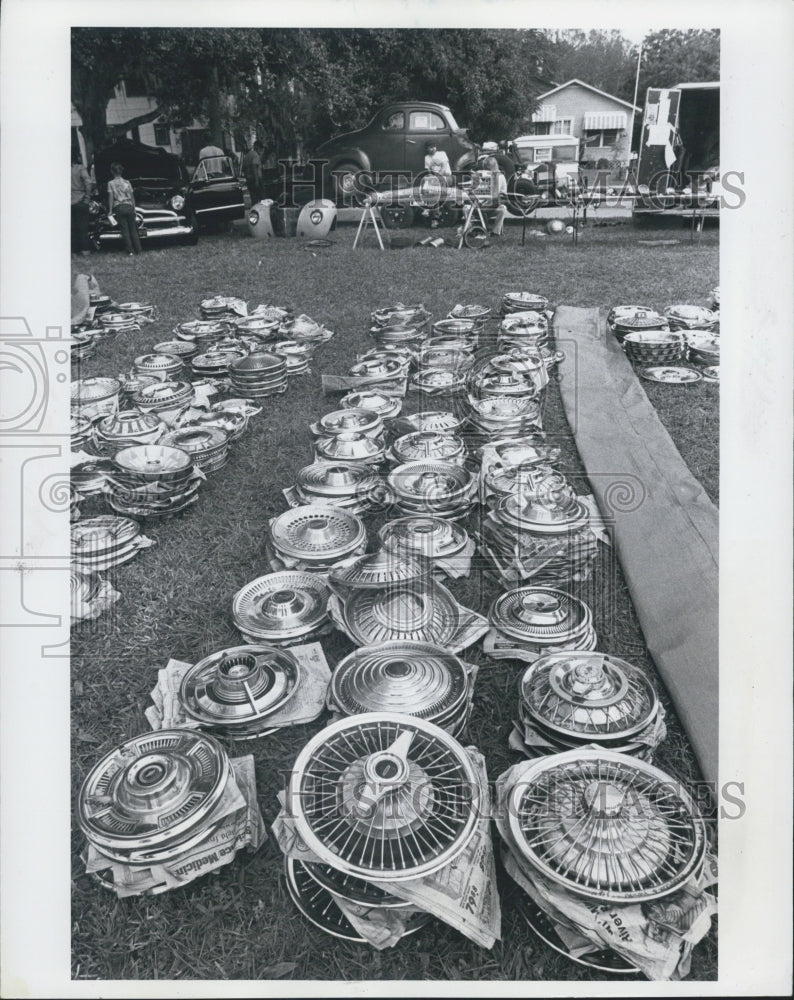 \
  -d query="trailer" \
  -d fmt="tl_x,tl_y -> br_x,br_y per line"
634,82 -> 720,217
